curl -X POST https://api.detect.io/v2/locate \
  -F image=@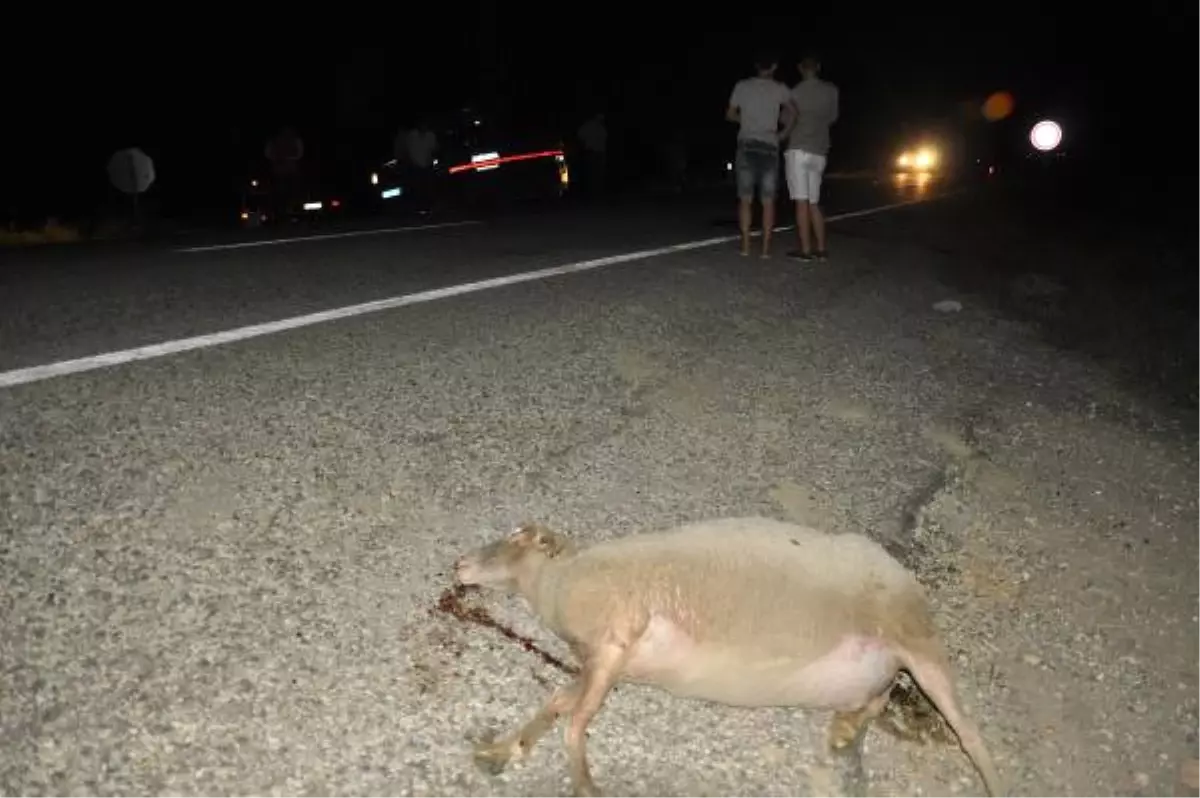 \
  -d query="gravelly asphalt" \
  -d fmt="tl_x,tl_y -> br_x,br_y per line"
0,180 -> 916,372
1,177 -> 1195,797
